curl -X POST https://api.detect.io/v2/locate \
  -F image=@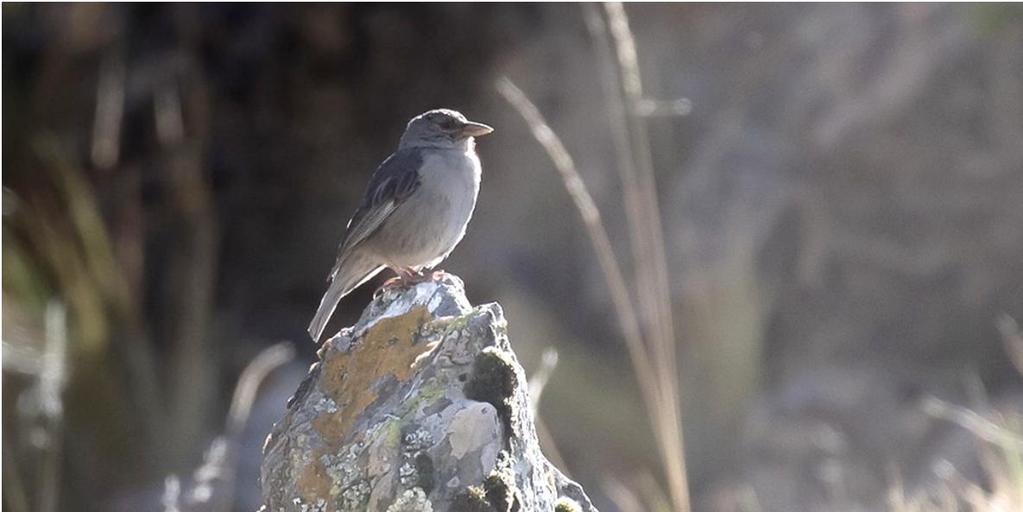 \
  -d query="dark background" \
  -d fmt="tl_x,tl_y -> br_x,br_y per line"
4,3 -> 1023,511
